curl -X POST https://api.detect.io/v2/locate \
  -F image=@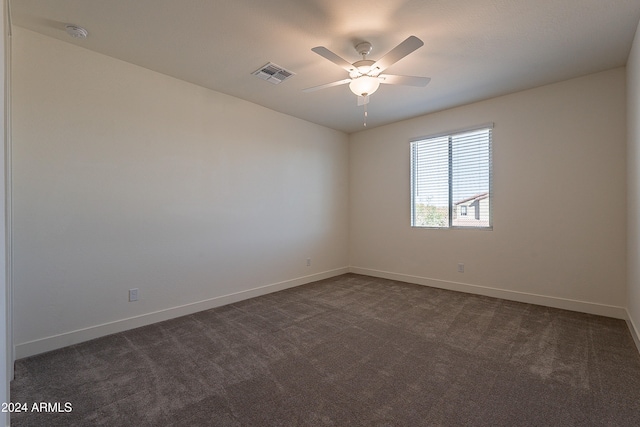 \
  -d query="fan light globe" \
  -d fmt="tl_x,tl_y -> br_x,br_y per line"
349,76 -> 380,97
